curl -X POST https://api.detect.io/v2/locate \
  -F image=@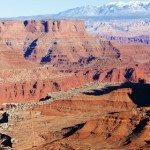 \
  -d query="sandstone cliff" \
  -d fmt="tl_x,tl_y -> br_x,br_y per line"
0,20 -> 149,106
